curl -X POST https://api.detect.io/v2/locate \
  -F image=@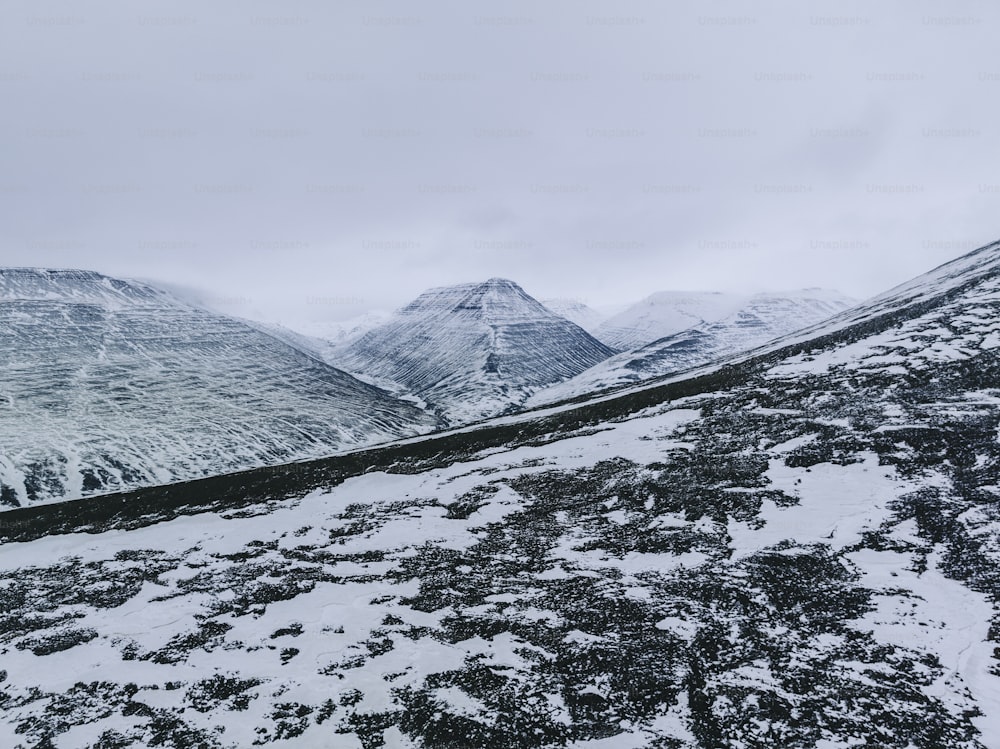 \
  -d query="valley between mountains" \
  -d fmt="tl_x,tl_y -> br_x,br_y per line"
0,268 -> 849,508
